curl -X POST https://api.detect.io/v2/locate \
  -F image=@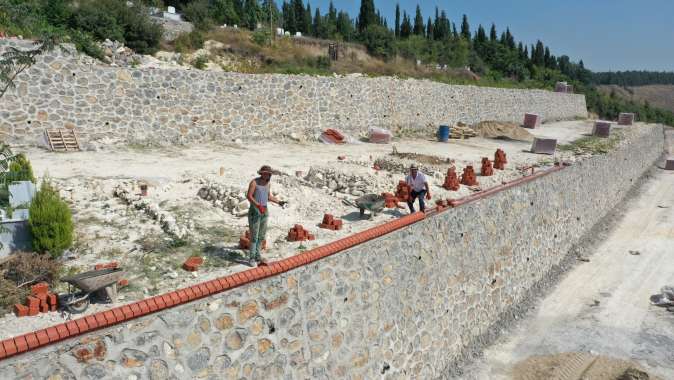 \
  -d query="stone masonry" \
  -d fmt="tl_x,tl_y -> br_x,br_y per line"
0,39 -> 587,145
0,125 -> 663,379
